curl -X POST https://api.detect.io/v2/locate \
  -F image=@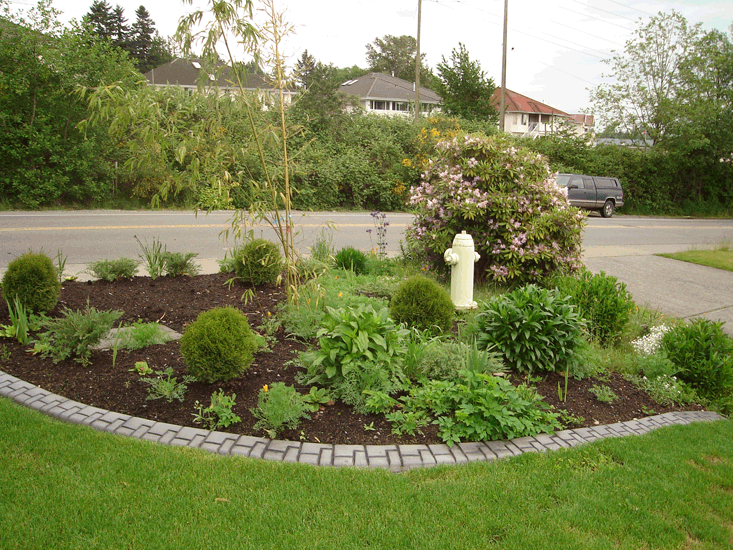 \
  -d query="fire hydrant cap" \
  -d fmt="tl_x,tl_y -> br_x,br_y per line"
452,231 -> 475,248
